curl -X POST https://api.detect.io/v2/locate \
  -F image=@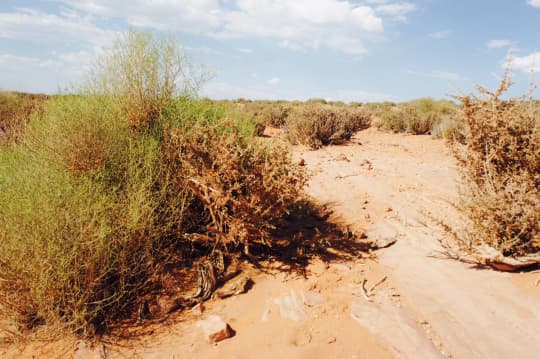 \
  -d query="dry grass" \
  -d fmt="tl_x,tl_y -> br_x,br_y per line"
453,75 -> 540,257
285,105 -> 371,149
